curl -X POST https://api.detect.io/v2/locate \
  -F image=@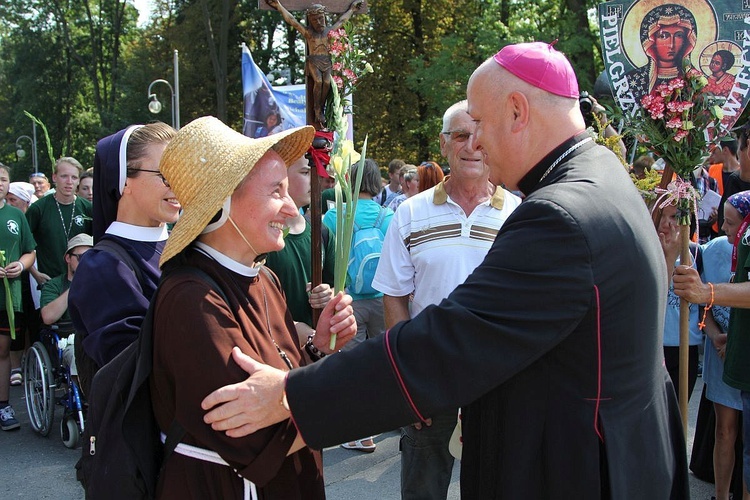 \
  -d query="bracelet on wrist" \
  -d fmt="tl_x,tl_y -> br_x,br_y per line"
17,261 -> 24,272
304,334 -> 327,361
